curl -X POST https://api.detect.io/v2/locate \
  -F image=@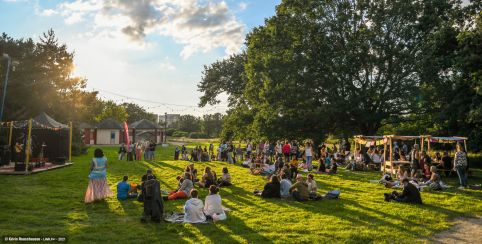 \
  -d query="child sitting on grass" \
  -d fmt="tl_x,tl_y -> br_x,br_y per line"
217,167 -> 232,187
